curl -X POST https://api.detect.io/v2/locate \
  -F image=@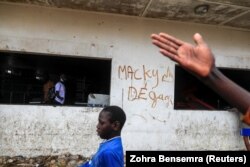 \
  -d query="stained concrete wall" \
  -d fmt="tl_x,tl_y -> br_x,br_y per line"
0,105 -> 101,157
0,2 -> 250,156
